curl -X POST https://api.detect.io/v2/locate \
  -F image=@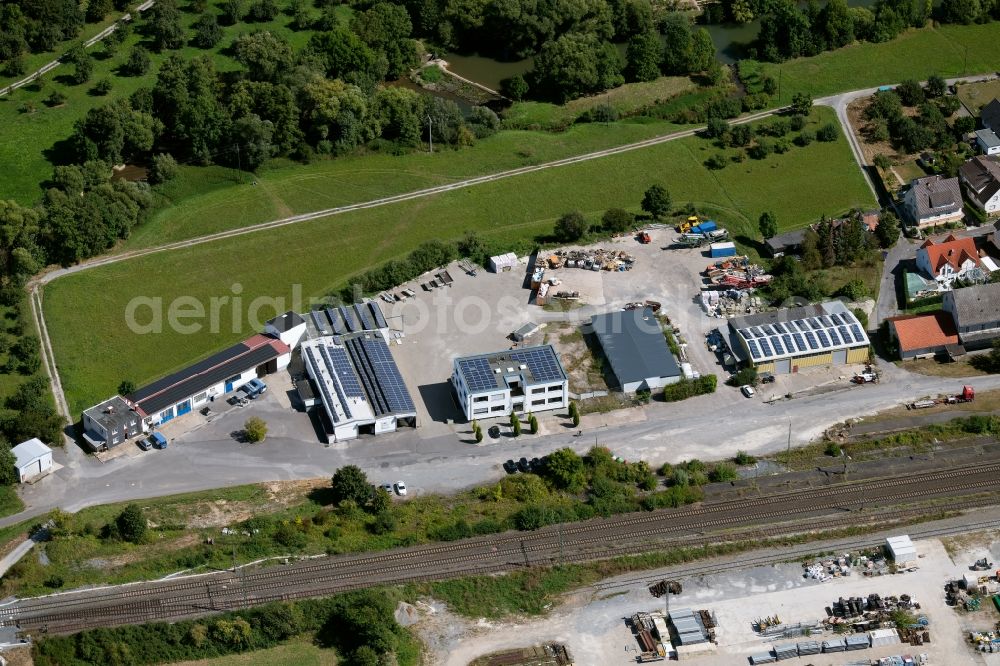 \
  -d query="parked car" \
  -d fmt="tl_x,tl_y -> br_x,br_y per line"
759,372 -> 775,384
529,457 -> 542,472
394,481 -> 407,496
380,483 -> 393,493
740,385 -> 756,398
245,378 -> 267,398
137,437 -> 153,451
151,432 -> 168,449
503,460 -> 518,474
517,457 -> 530,472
